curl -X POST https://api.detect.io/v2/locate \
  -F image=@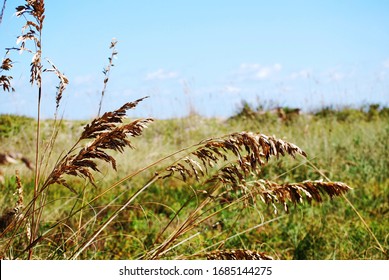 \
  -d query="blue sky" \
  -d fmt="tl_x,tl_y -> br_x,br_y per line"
1,0 -> 389,119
